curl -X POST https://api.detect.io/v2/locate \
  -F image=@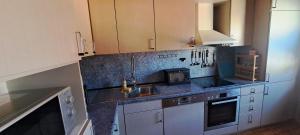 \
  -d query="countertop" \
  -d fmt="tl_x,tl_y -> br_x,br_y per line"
86,77 -> 265,135
0,87 -> 68,132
